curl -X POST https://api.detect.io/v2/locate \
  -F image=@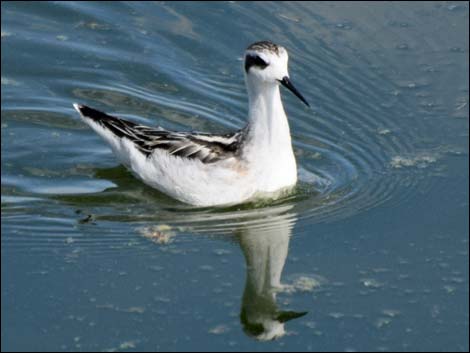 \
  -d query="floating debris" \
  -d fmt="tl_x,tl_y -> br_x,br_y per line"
153,296 -> 171,303
329,312 -> 345,319
390,154 -> 437,169
75,21 -> 110,31
199,265 -> 214,271
213,249 -> 231,256
149,265 -> 164,272
396,43 -> 410,50
375,317 -> 392,329
209,324 -> 229,335
361,278 -> 383,288
293,276 -> 322,292
377,128 -> 392,135
455,102 -> 467,110
443,285 -> 456,294
279,14 -> 301,23
283,274 -> 326,294
1,77 -> 18,86
65,237 -> 75,245
336,22 -> 353,30
119,341 -> 136,350
382,309 -> 400,317
122,306 -> 145,314
138,224 -> 175,244
104,340 -> 137,352
303,321 -> 317,329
